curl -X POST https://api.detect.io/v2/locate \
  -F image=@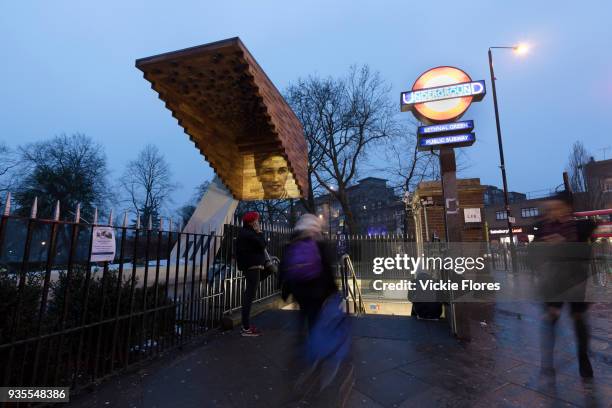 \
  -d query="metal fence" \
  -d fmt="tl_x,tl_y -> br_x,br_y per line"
0,201 -> 291,390
9,200 -> 606,391
340,234 -> 418,280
